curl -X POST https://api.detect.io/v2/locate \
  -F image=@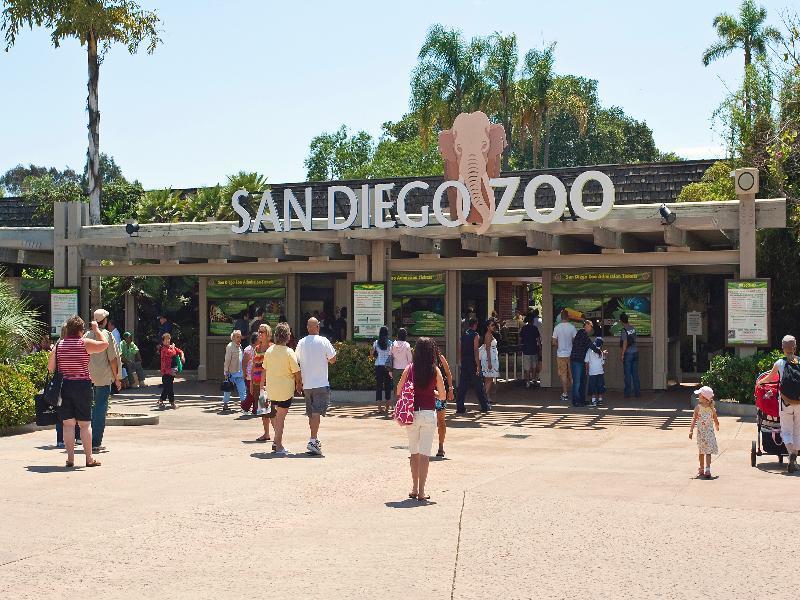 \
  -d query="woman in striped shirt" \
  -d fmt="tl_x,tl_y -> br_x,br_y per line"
47,316 -> 110,469
252,323 -> 273,443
